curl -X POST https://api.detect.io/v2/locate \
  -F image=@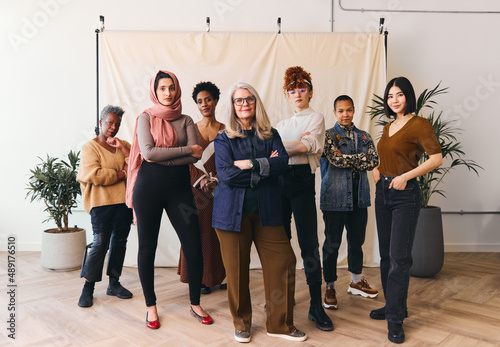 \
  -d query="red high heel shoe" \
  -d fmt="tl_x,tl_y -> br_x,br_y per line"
146,311 -> 160,329
190,307 -> 213,325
